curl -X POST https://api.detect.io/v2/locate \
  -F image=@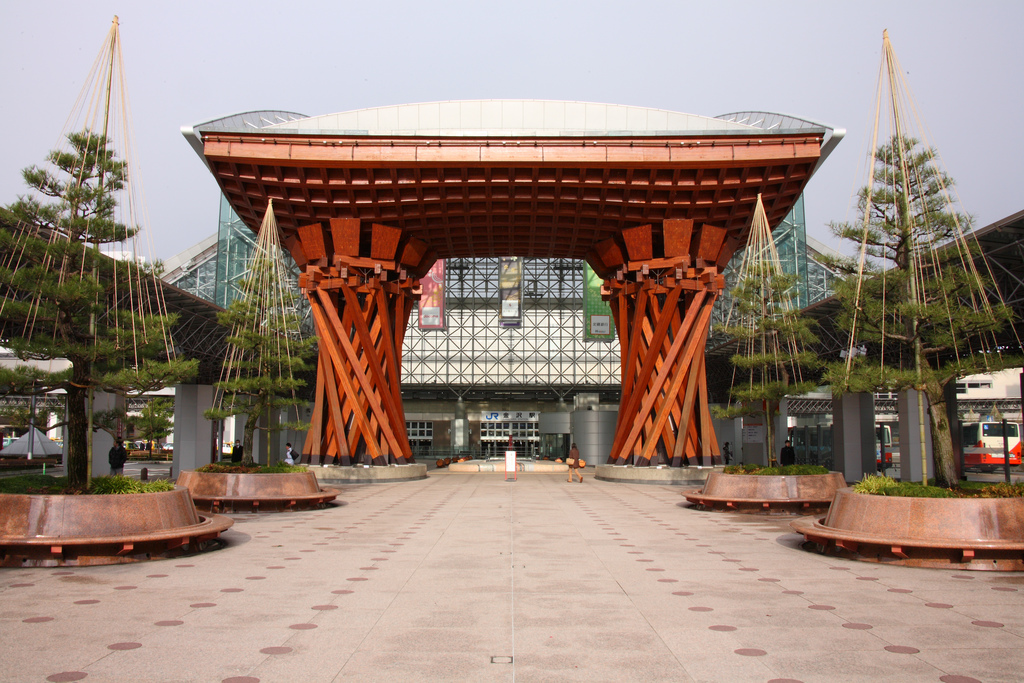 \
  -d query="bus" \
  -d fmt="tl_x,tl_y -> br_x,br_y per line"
876,424 -> 899,471
962,421 -> 1021,472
